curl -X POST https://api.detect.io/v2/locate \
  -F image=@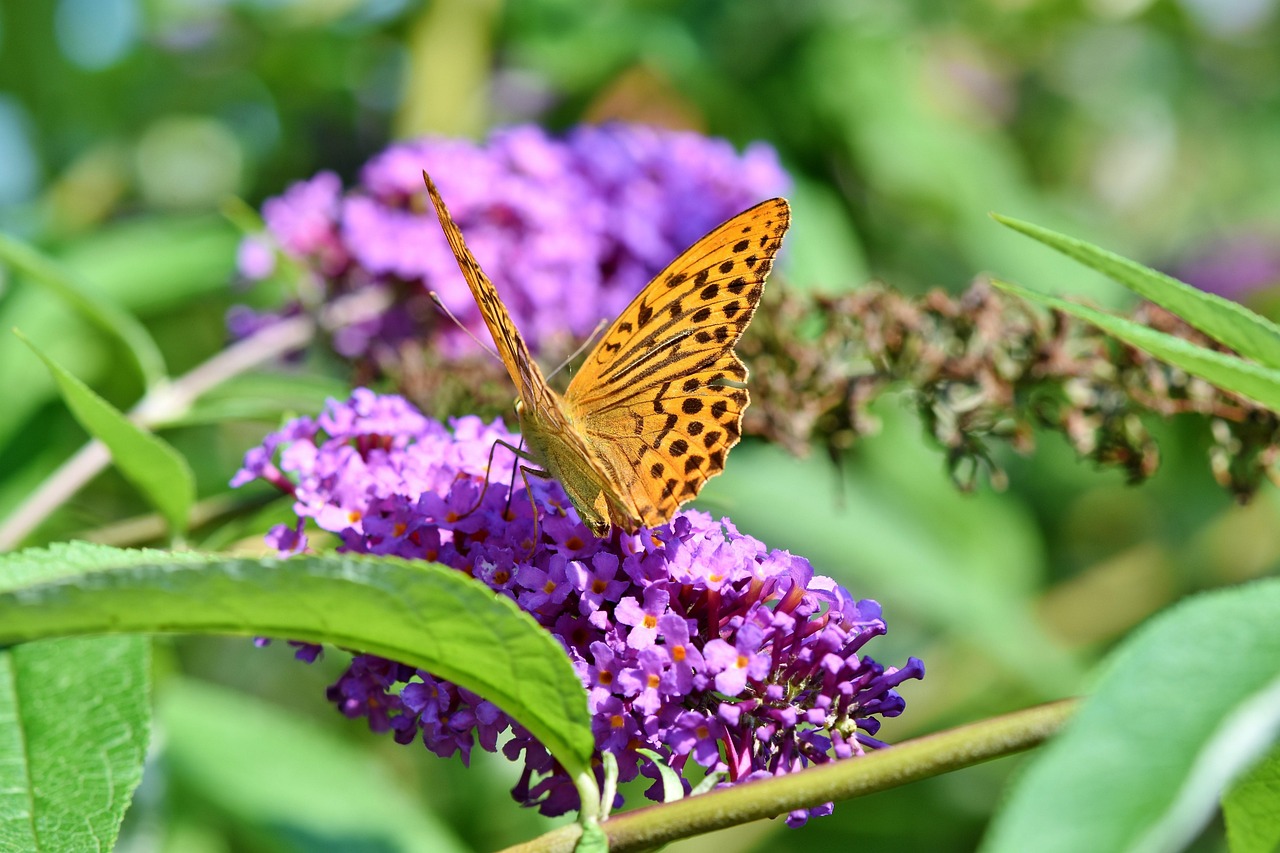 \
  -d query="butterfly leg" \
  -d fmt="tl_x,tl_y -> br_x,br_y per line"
514,466 -> 550,545
518,464 -> 560,551
458,438 -> 539,522
501,437 -> 532,521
